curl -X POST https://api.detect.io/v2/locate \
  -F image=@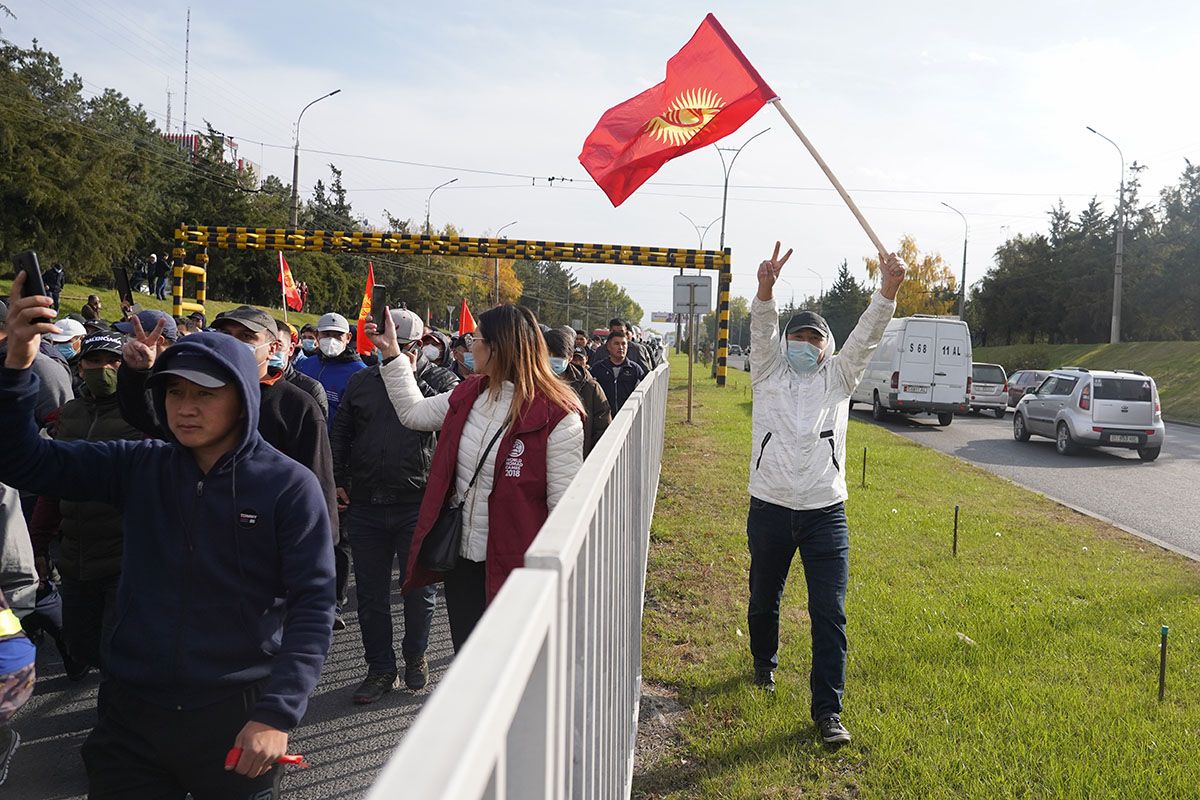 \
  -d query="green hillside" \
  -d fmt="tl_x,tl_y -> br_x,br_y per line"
975,341 -> 1200,423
